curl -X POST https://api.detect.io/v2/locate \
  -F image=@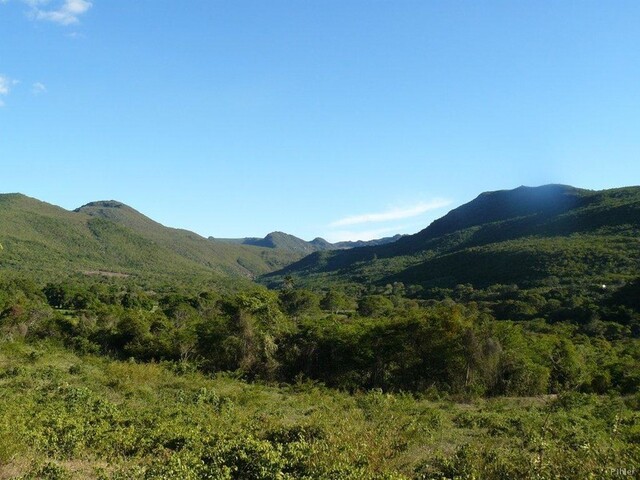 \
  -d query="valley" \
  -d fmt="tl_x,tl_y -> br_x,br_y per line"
1,184 -> 639,478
